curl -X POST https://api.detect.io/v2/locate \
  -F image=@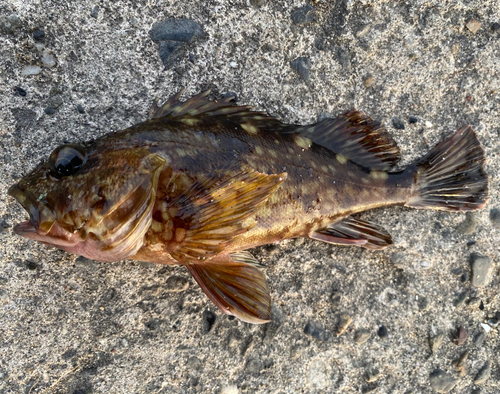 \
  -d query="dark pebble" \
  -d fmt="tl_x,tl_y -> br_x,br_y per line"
392,118 -> 405,130
90,6 -> 99,19
474,360 -> 491,385
61,349 -> 77,360
149,18 -> 203,43
25,261 -> 38,270
466,241 -> 476,247
15,86 -> 26,96
474,331 -> 485,346
290,57 -> 311,82
201,310 -> 216,333
158,40 -> 184,69
489,208 -> 500,228
377,325 -> 388,338
250,0 -> 266,6
77,104 -> 85,114
44,107 -> 55,115
453,326 -> 467,345
291,4 -> 316,26
304,321 -> 331,341
453,292 -> 467,307
222,91 -> 238,102
33,29 -> 45,41
409,116 -> 418,124
491,22 -> 500,31
461,273 -> 467,282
